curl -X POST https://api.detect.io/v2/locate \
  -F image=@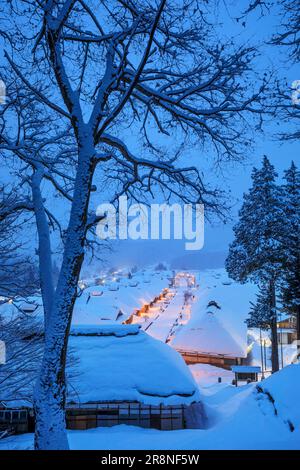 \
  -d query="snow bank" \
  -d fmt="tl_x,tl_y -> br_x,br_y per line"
256,364 -> 300,430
